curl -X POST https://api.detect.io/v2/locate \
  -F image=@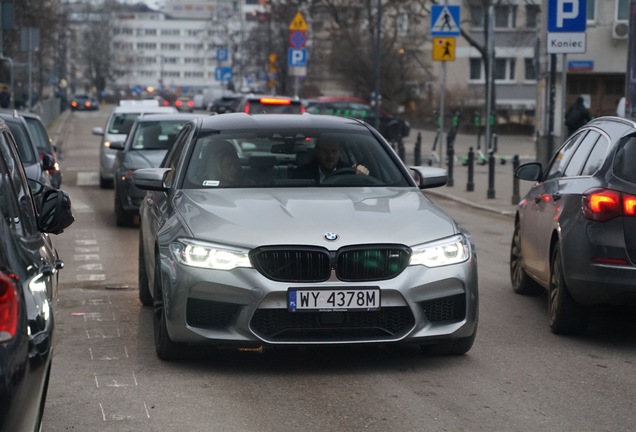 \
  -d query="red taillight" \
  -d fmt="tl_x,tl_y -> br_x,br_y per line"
260,97 -> 291,105
0,272 -> 19,342
175,100 -> 183,107
187,101 -> 194,107
582,189 -> 636,221
71,101 -> 78,108
244,103 -> 250,114
85,101 -> 92,108
162,100 -> 170,106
